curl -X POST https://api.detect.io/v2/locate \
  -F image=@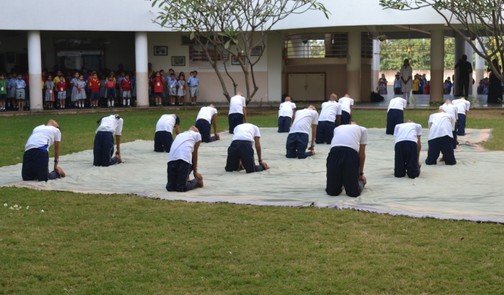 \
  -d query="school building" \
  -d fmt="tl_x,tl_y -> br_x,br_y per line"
0,0 -> 482,110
